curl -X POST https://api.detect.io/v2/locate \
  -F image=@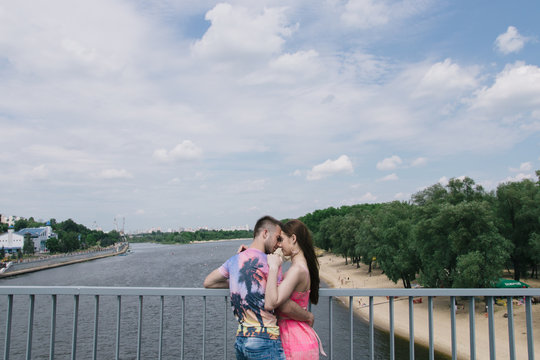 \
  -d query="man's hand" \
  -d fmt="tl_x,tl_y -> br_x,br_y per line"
203,268 -> 229,288
279,299 -> 314,326
306,312 -> 314,327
